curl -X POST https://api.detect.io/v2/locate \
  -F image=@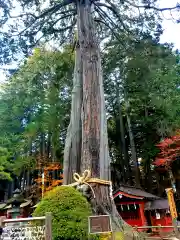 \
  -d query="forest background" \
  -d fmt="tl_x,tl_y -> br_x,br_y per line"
0,0 -> 180,203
